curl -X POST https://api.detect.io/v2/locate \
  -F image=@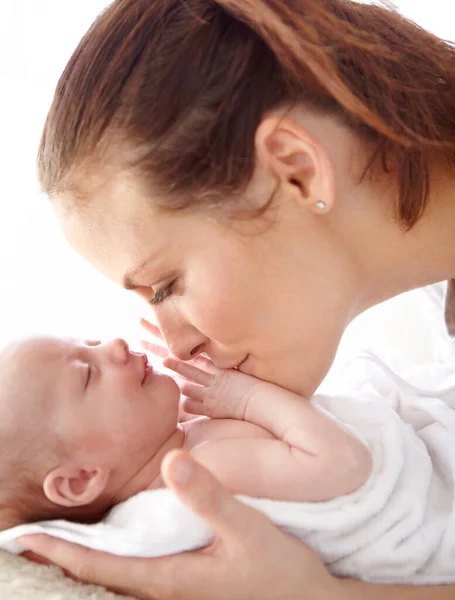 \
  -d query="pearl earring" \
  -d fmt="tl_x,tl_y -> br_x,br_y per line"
315,201 -> 326,210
